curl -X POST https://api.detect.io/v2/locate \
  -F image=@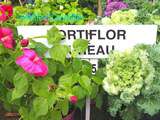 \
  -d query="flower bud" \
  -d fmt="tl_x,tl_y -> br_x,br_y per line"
20,39 -> 29,47
69,96 -> 78,104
